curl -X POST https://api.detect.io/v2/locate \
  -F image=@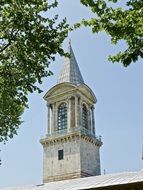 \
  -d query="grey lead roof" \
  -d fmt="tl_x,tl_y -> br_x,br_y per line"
57,42 -> 84,85
1,170 -> 143,190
